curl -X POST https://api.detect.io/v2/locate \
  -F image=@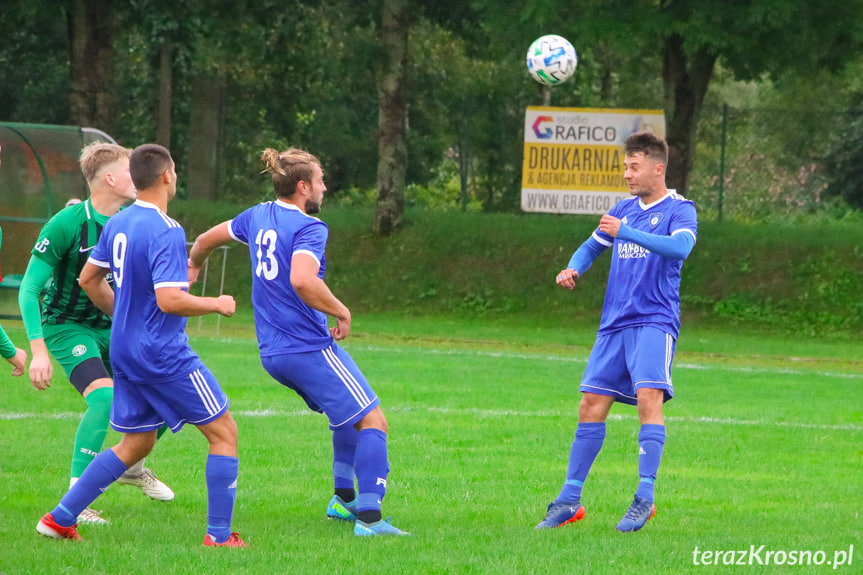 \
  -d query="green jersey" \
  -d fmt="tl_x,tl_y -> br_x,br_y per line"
31,198 -> 112,330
